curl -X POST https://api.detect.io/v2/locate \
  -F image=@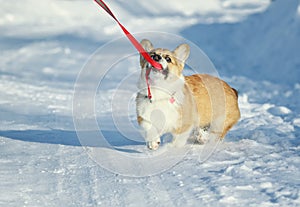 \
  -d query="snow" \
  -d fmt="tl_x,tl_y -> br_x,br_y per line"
0,0 -> 299,206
